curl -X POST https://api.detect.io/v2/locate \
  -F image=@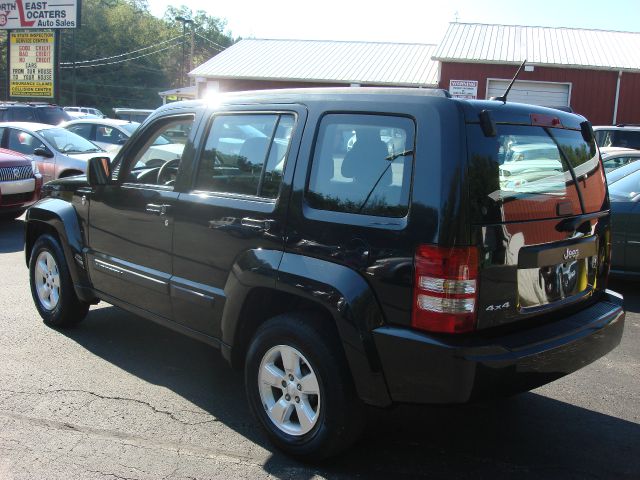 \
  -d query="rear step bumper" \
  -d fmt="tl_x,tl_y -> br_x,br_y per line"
372,290 -> 624,404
